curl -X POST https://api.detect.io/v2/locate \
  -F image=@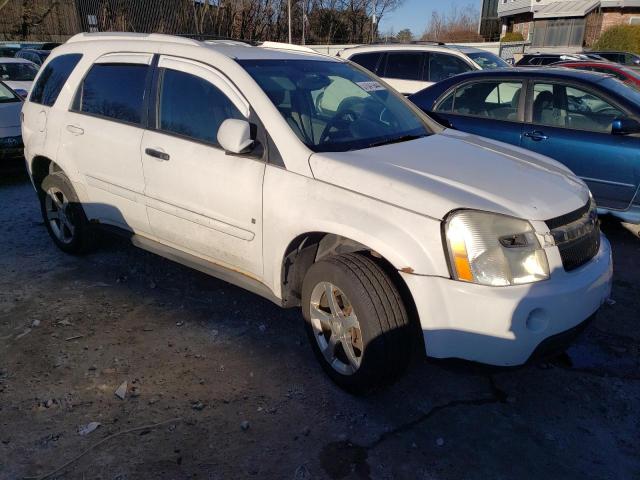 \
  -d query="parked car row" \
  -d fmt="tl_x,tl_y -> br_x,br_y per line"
16,33 -> 613,393
515,51 -> 640,67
